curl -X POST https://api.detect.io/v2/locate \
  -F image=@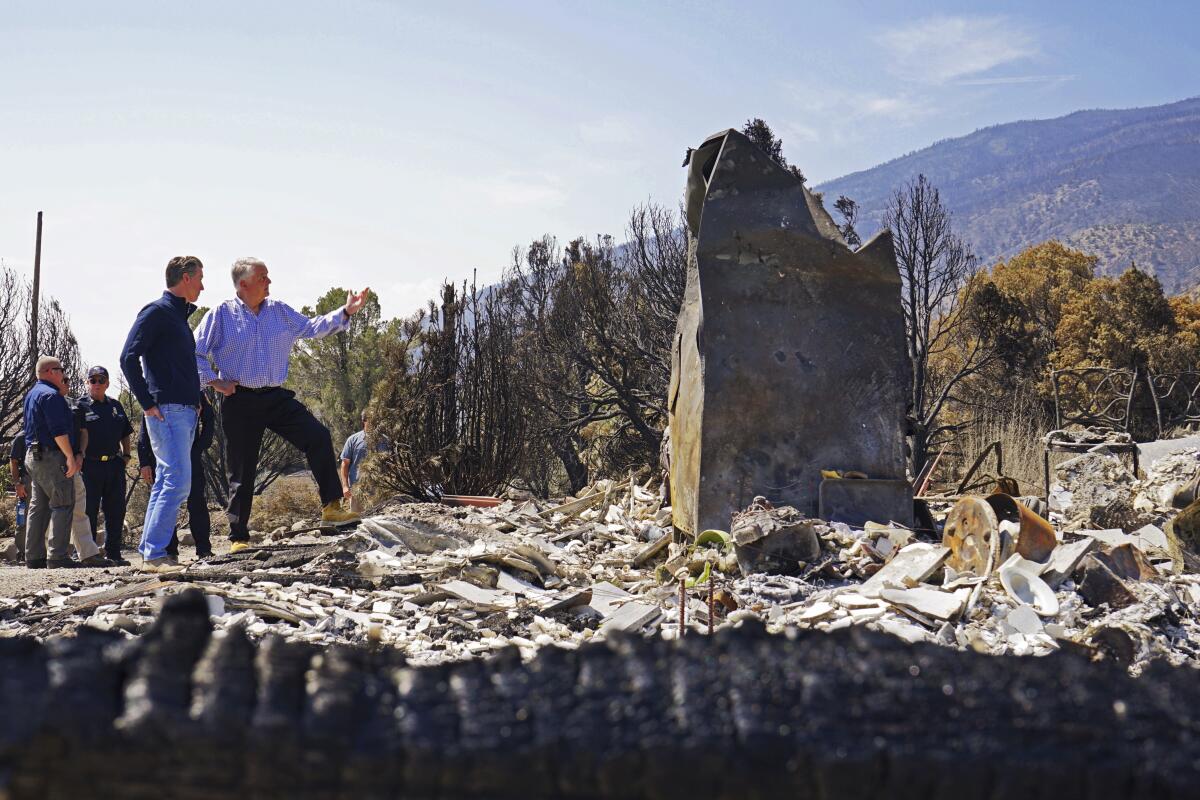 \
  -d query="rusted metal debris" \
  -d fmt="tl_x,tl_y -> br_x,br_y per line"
942,492 -> 1057,577
668,128 -> 911,538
